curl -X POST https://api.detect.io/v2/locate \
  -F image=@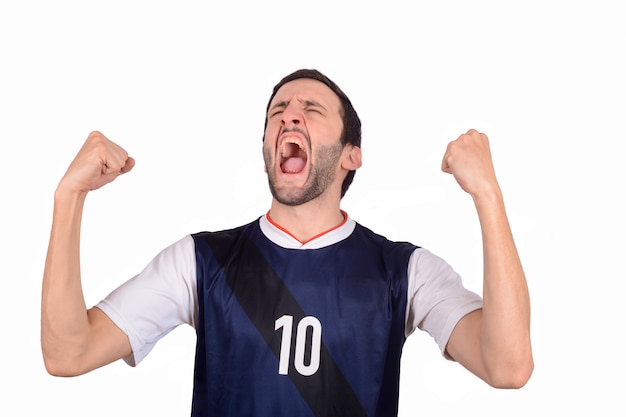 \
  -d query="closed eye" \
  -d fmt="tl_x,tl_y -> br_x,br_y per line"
269,101 -> 288,118
268,99 -> 326,117
301,100 -> 326,115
